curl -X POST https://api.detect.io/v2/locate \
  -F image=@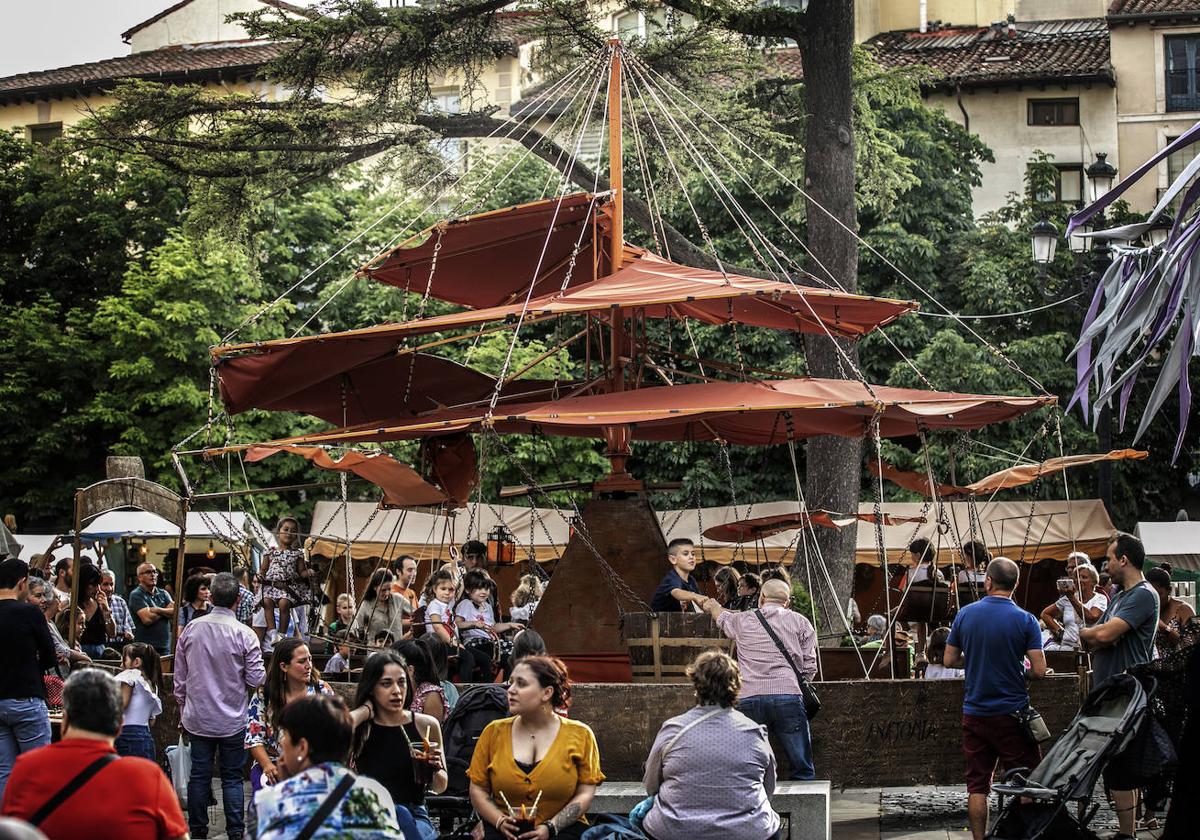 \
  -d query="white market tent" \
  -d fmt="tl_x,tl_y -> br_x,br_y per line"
78,510 -> 274,545
308,498 -> 1115,567
1135,521 -> 1200,571
15,534 -> 101,565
